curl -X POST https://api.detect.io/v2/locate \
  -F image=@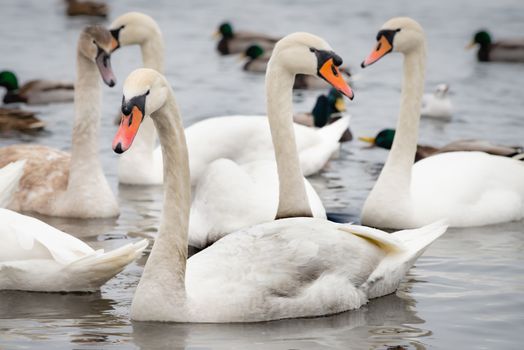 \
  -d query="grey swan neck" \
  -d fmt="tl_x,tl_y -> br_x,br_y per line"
266,62 -> 313,219
132,89 -> 190,317
375,46 -> 426,197
67,52 -> 106,193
